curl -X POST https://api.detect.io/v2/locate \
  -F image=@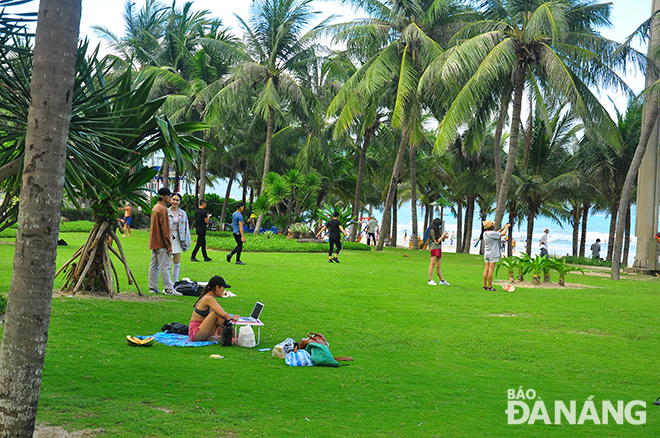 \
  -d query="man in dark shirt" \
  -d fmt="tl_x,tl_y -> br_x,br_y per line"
316,211 -> 349,263
191,199 -> 211,262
